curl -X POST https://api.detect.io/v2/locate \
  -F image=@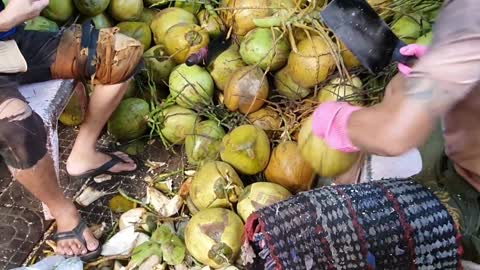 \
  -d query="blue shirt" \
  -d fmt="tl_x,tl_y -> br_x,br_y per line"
0,2 -> 16,40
